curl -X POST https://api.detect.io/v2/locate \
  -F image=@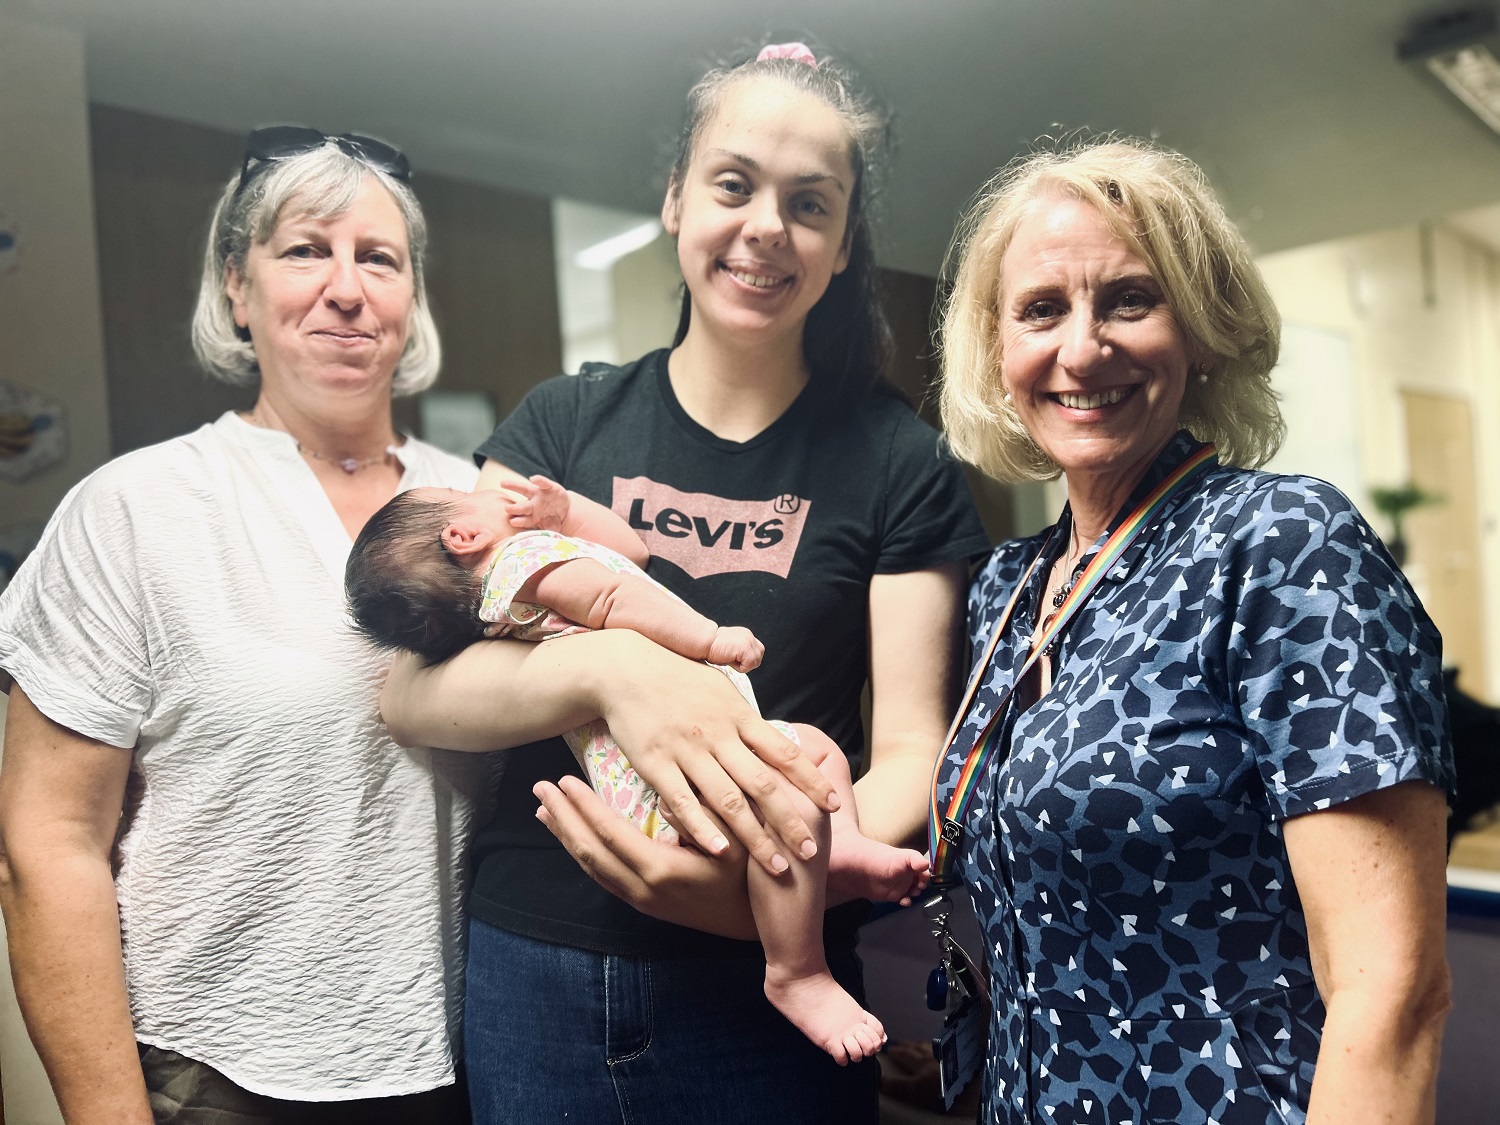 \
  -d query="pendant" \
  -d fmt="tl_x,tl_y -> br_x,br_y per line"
339,458 -> 360,474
